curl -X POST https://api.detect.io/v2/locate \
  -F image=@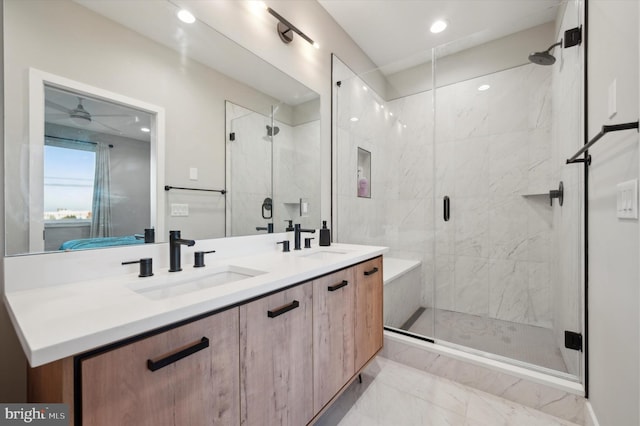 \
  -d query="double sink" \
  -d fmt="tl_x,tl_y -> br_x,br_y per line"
128,247 -> 350,301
